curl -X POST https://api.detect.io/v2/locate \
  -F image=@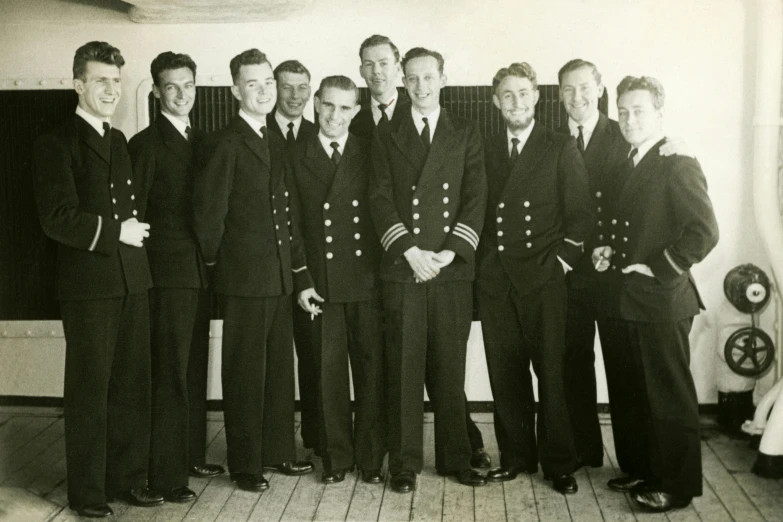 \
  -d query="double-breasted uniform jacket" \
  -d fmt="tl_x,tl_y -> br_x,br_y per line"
193,115 -> 309,297
557,114 -> 629,292
128,115 -> 207,289
266,109 -> 316,148
34,115 -> 152,299
350,95 -> 412,142
602,138 -> 719,322
476,122 -> 593,297
291,133 -> 381,302
369,108 -> 487,282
